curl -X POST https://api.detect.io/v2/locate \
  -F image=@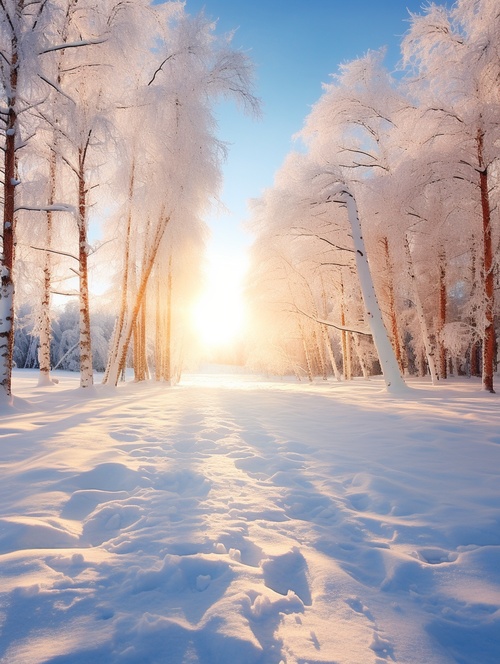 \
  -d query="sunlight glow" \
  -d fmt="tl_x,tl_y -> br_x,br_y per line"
192,252 -> 248,349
